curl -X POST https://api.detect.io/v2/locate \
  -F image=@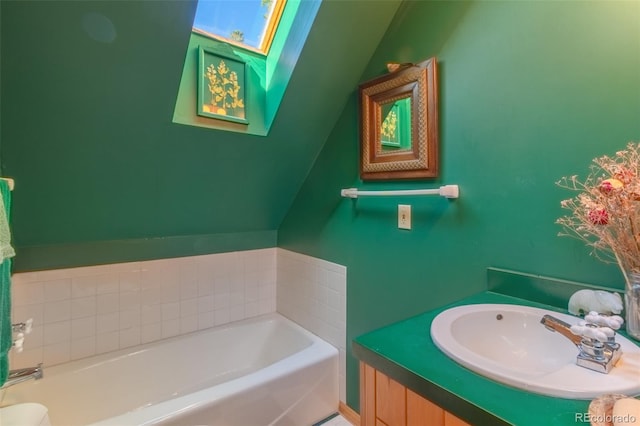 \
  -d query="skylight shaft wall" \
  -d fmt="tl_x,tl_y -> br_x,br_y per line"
173,0 -> 320,136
